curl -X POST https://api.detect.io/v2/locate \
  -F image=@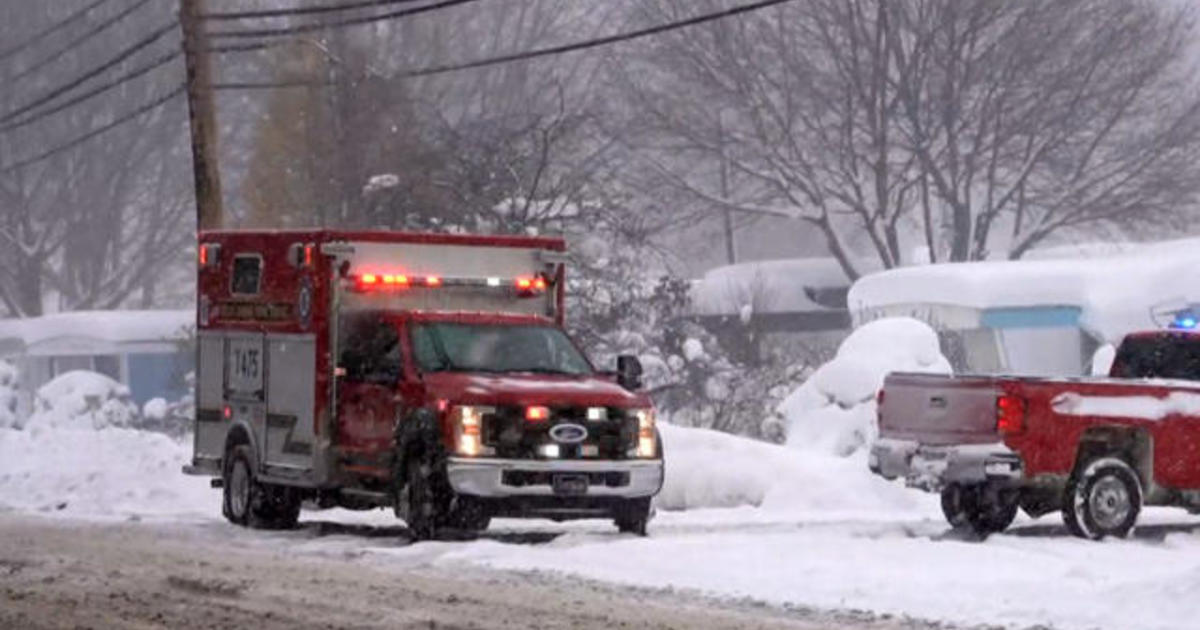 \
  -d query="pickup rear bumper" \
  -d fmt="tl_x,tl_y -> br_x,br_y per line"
869,438 -> 1022,491
446,457 -> 663,499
